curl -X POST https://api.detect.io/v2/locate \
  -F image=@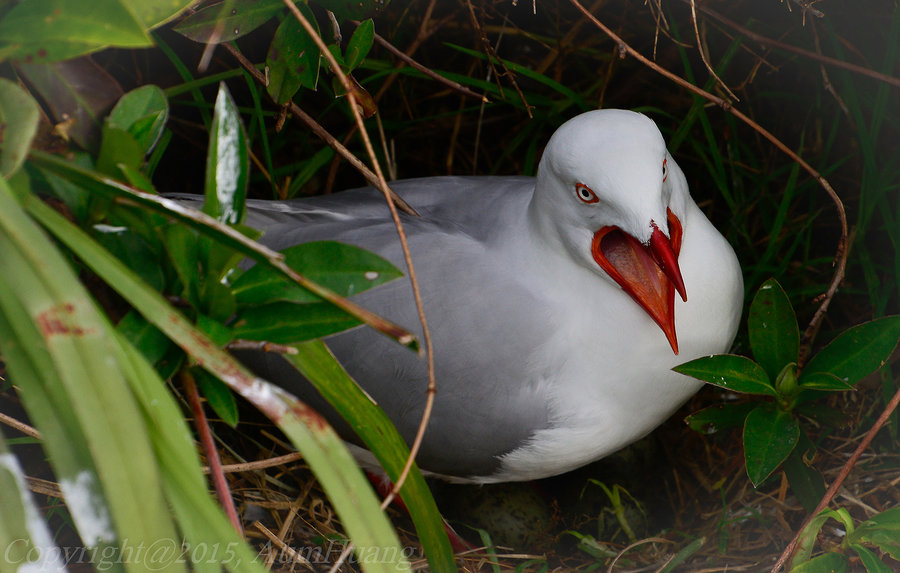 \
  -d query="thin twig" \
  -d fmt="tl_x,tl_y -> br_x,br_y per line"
253,520 -> 315,570
226,339 -> 299,355
689,0 -> 739,101
222,43 -> 419,216
279,0 -> 438,509
204,452 -> 305,474
689,1 -> 900,88
363,22 -> 487,103
568,0 -> 848,367
182,370 -> 243,534
771,383 -> 900,571
0,411 -> 42,440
